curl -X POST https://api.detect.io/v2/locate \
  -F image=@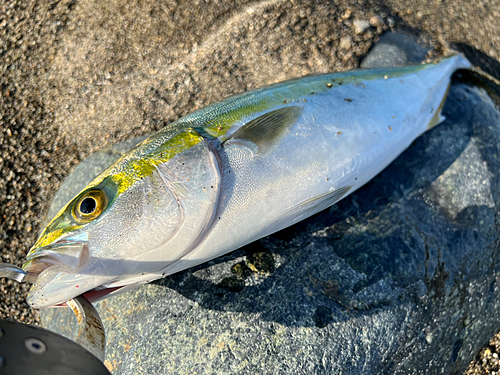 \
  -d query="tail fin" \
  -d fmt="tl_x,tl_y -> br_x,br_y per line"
427,54 -> 472,130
